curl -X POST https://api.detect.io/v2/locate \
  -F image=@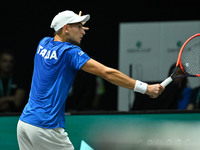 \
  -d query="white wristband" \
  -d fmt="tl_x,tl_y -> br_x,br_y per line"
133,80 -> 148,94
